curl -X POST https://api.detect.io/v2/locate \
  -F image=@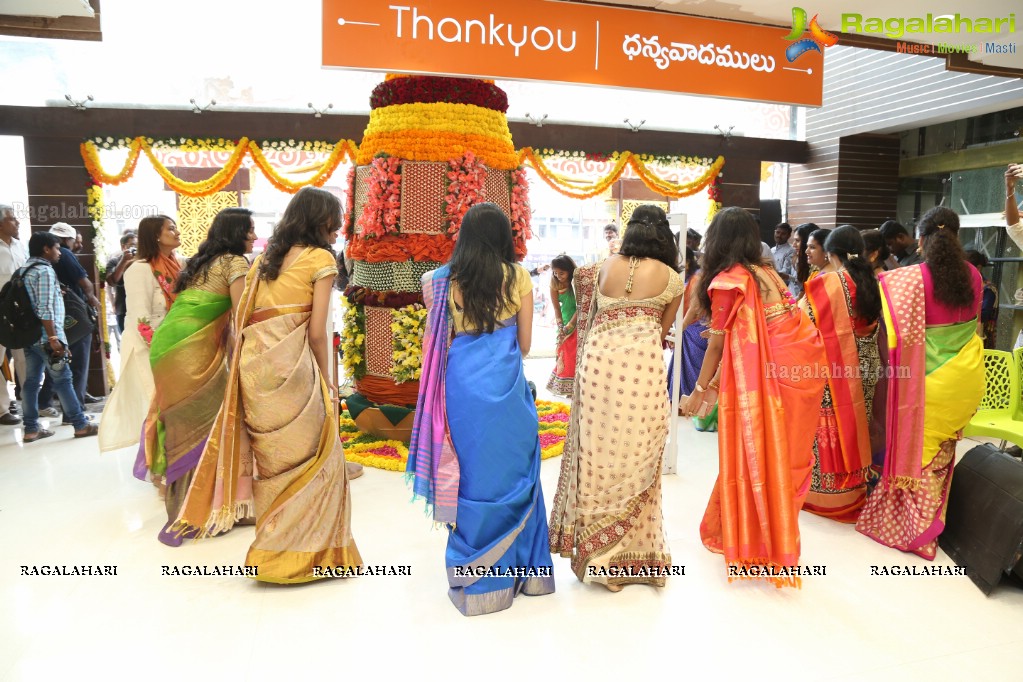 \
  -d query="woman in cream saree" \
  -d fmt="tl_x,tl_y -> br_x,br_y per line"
550,206 -> 683,591
175,188 -> 361,582
856,208 -> 984,560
